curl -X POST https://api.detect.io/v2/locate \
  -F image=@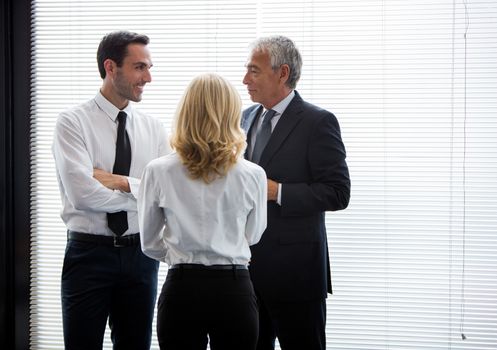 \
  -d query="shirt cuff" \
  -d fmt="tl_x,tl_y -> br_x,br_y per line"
112,190 -> 137,212
277,183 -> 282,206
127,176 -> 141,199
